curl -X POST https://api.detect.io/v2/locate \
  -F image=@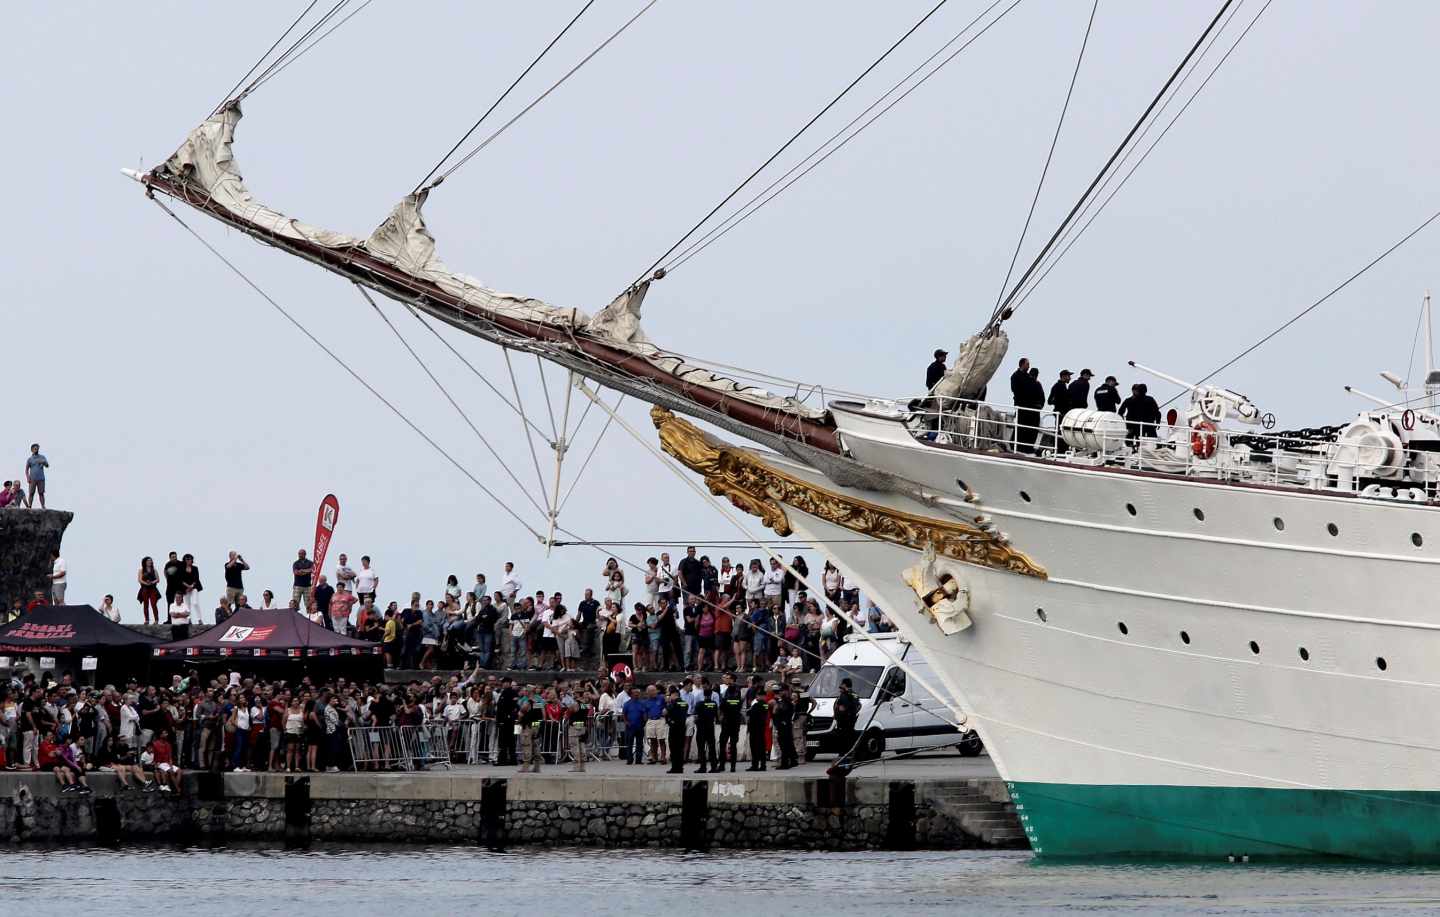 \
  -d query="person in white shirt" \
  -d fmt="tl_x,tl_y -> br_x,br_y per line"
442,694 -> 465,722
50,551 -> 66,604
501,562 -> 522,604
334,553 -> 357,593
97,594 -> 121,622
762,559 -> 785,602
743,559 -> 766,603
168,596 -> 192,640
354,555 -> 379,604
